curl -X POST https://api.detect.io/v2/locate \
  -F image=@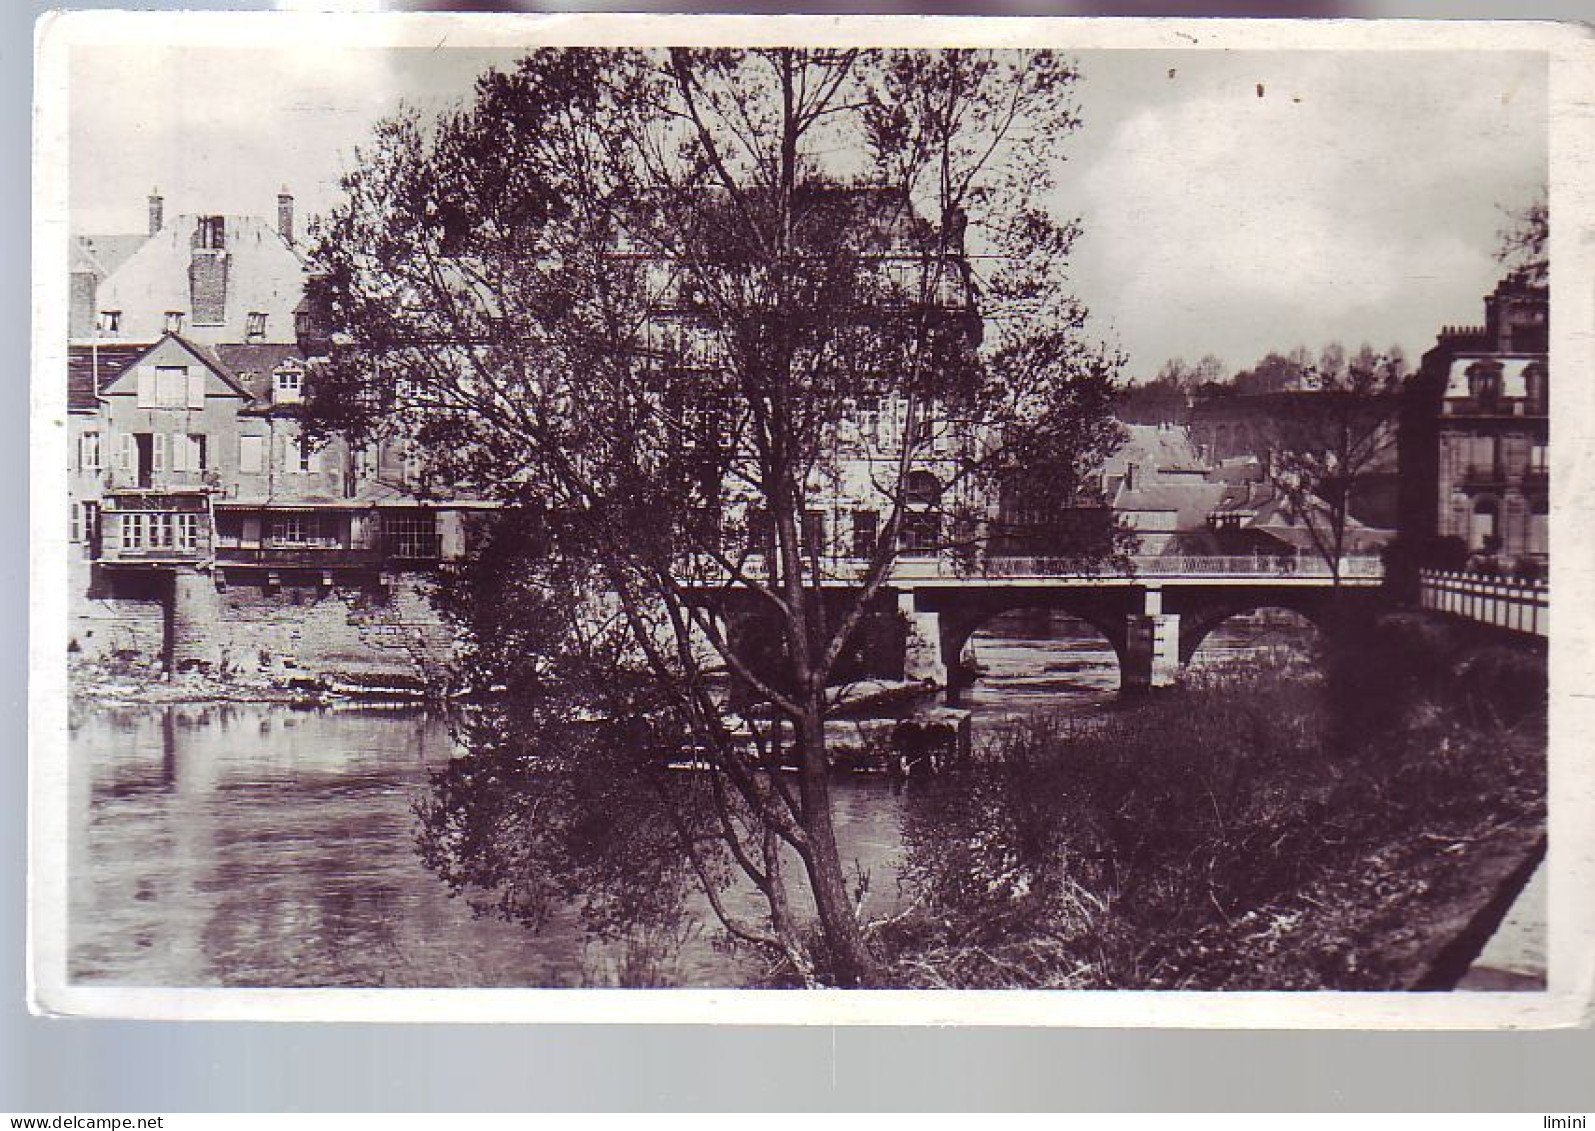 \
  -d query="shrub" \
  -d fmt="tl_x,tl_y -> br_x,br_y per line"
882,642 -> 1546,989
